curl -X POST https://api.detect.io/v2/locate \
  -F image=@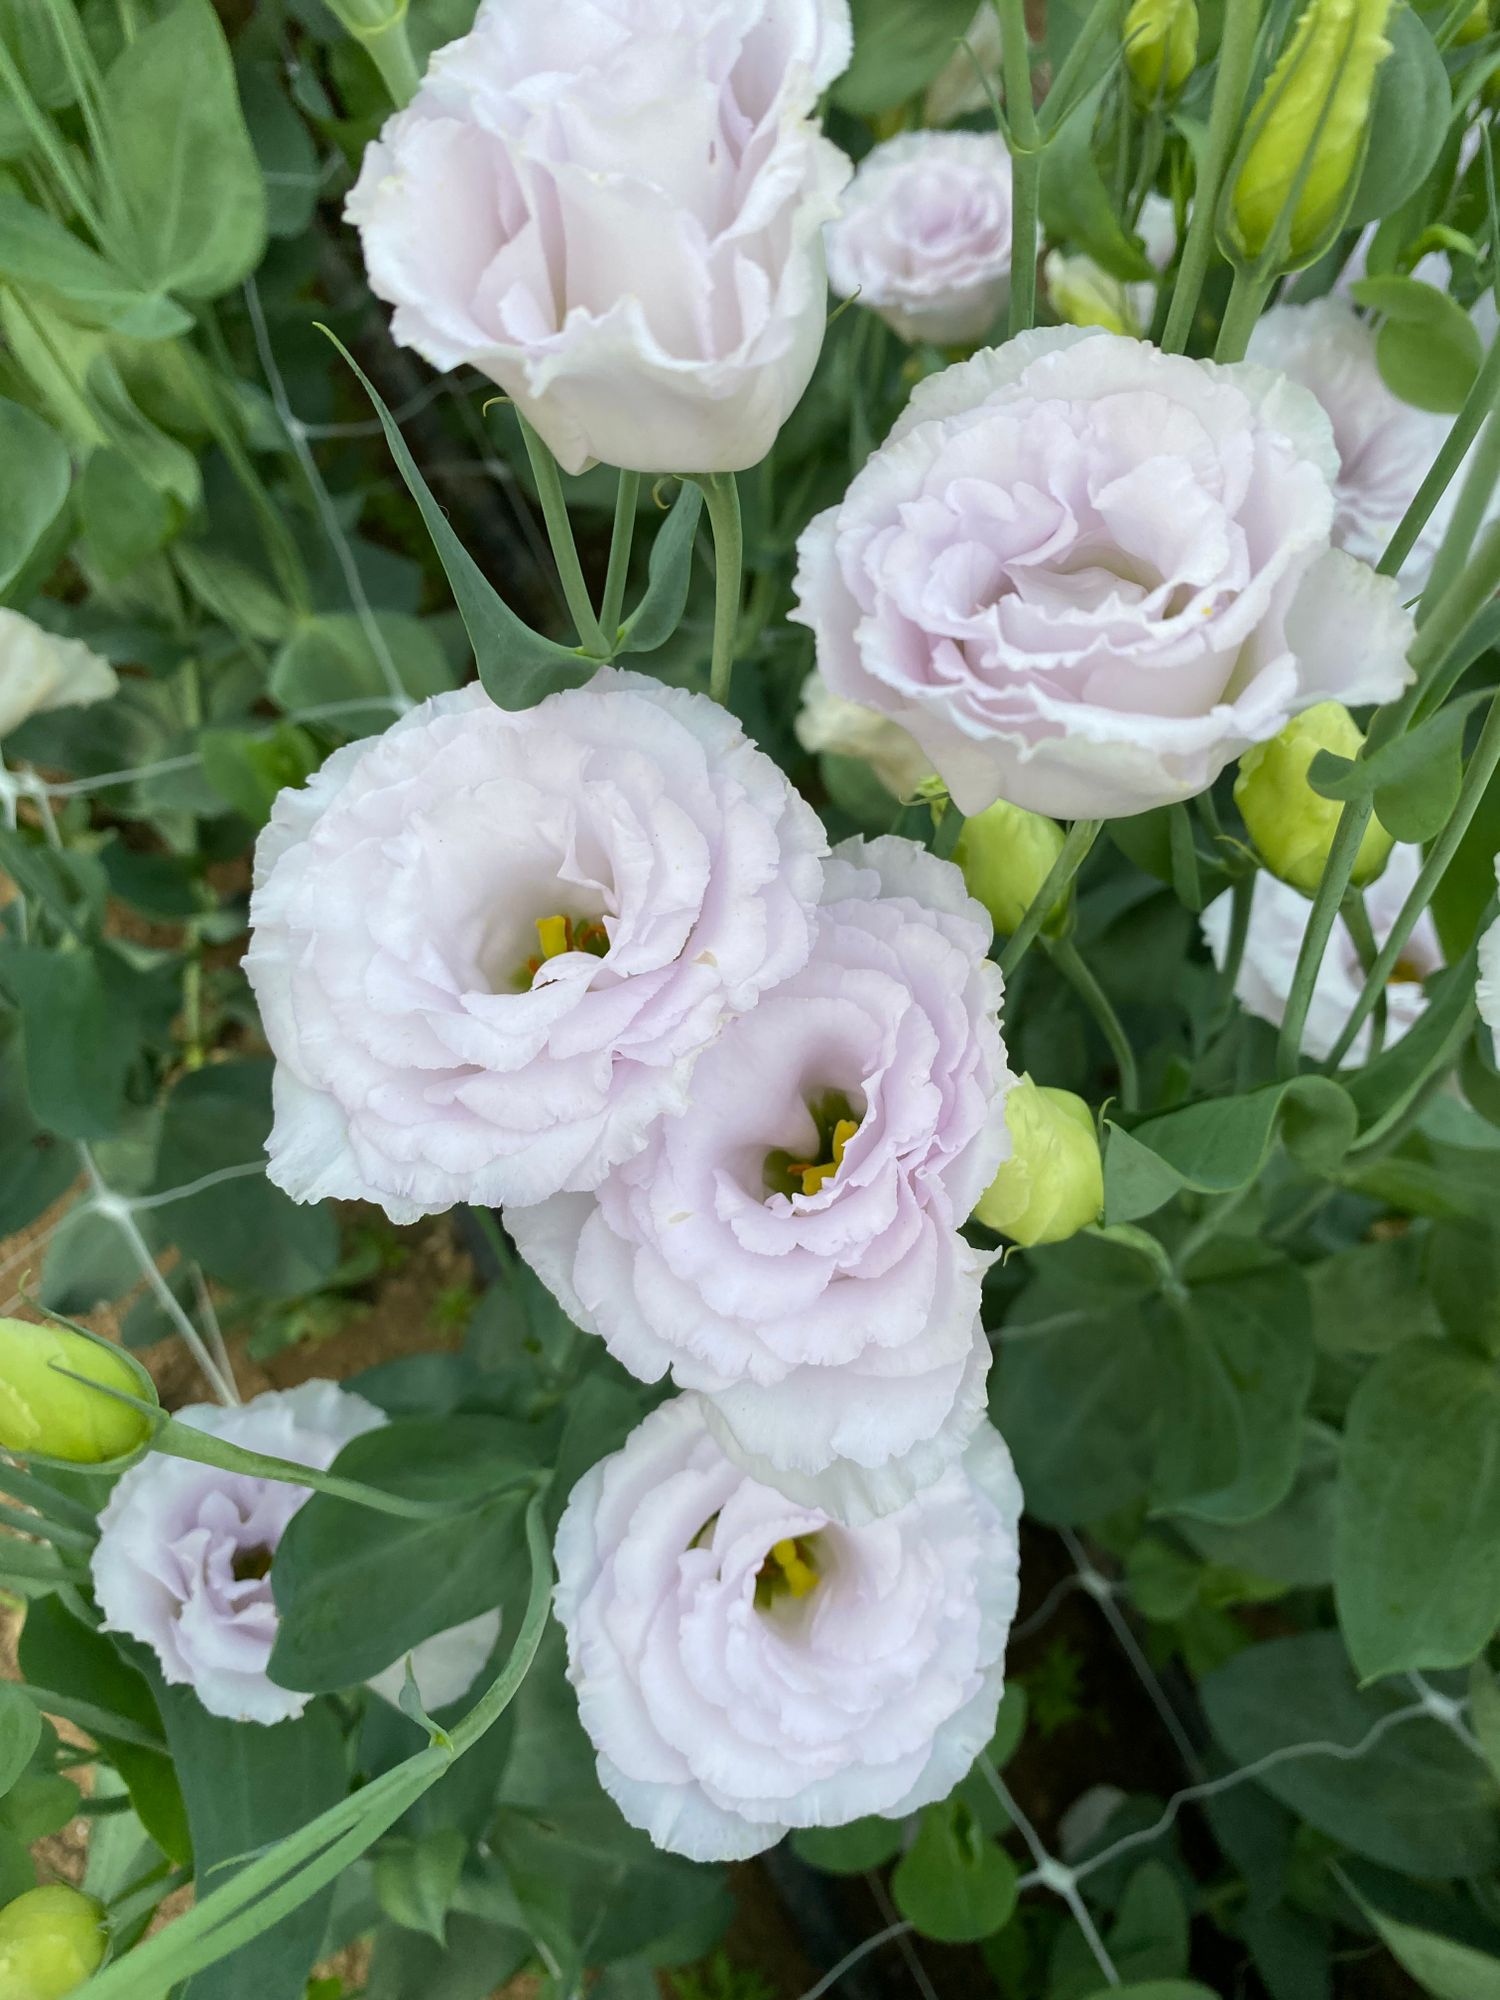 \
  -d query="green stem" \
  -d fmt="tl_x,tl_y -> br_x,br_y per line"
994,0 -> 1040,336
1390,513 -> 1500,737
1047,936 -> 1140,1110
1419,411 -> 1500,617
516,412 -> 608,655
1040,0 -> 1126,136
1211,869 -> 1255,1027
1213,263 -> 1274,364
1324,688 -> 1500,1069
1381,332 -> 1500,581
1275,801 -> 1372,1077
0,35 -> 108,248
1160,0 -> 1263,354
997,818 -> 1102,977
600,468 -> 641,645
697,472 -> 744,708
1340,886 -> 1388,1059
358,11 -> 421,107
